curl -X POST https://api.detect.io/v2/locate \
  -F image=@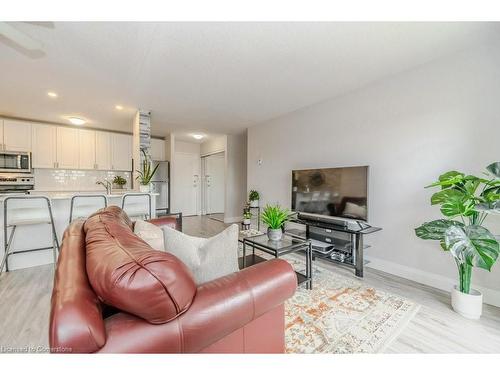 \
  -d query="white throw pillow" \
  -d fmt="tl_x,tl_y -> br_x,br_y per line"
134,219 -> 166,251
342,202 -> 367,220
162,224 -> 239,285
